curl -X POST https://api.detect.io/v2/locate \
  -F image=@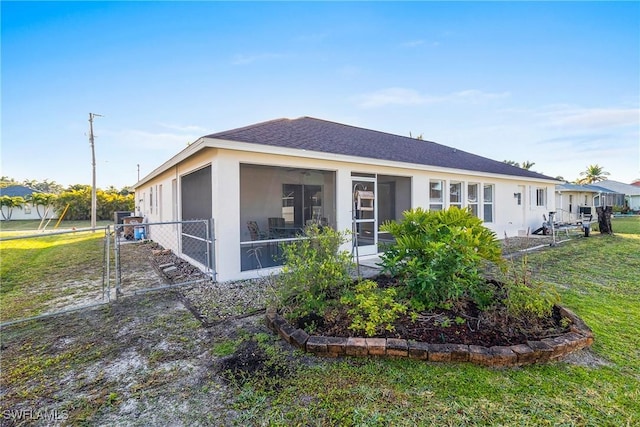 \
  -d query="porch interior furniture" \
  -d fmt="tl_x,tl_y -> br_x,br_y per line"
247,221 -> 267,241
268,217 -> 286,238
